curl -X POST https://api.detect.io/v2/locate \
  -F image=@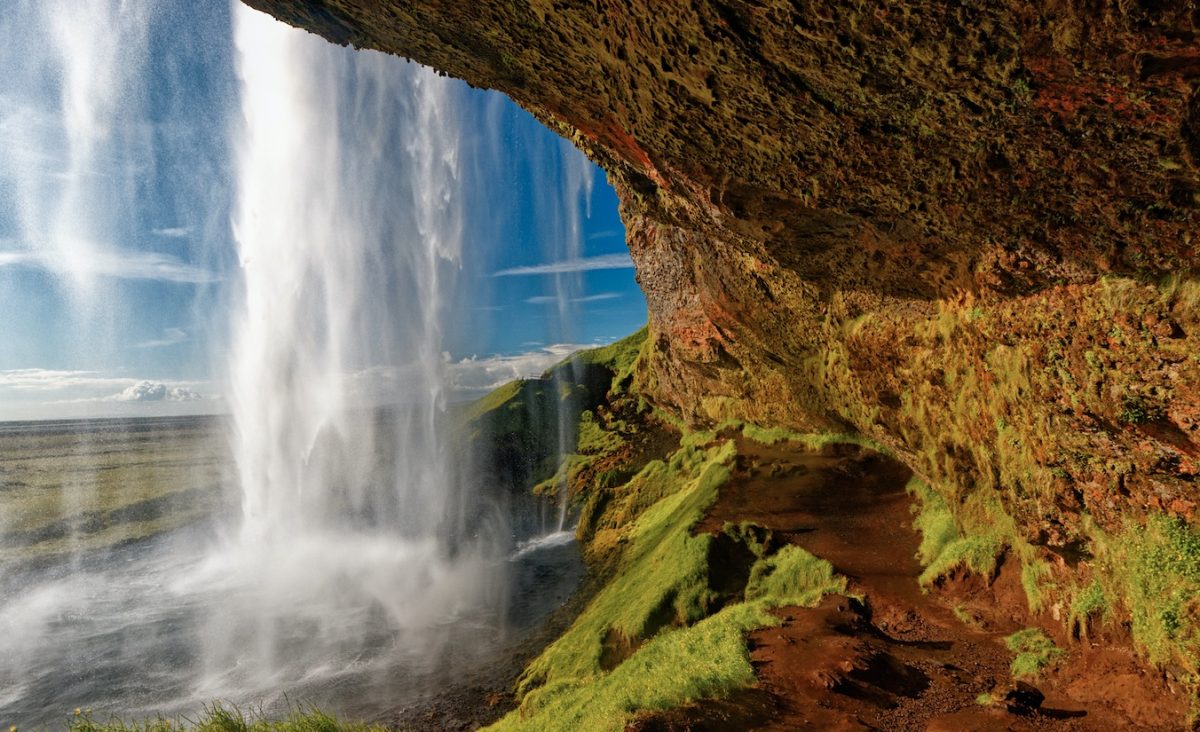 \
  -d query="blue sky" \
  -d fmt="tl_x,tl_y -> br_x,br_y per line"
0,1 -> 645,421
